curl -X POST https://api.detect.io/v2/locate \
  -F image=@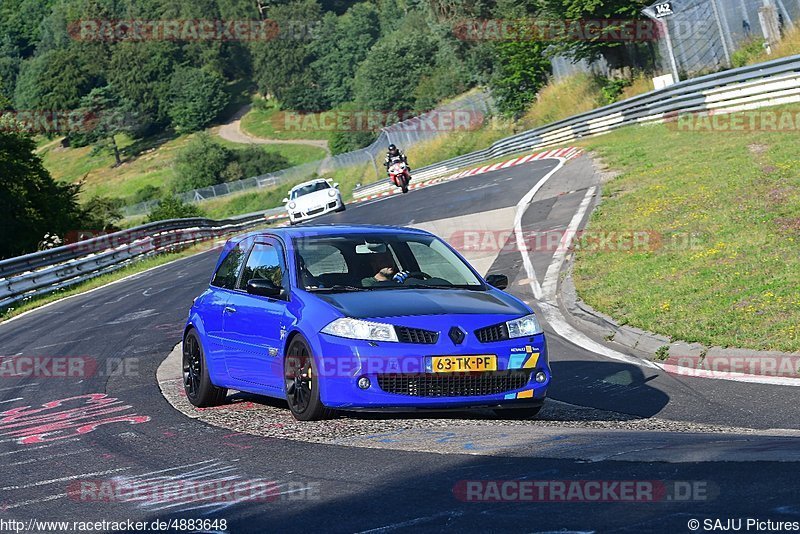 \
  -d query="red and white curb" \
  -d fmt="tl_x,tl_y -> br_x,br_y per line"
351,147 -> 582,204
263,146 -> 582,223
